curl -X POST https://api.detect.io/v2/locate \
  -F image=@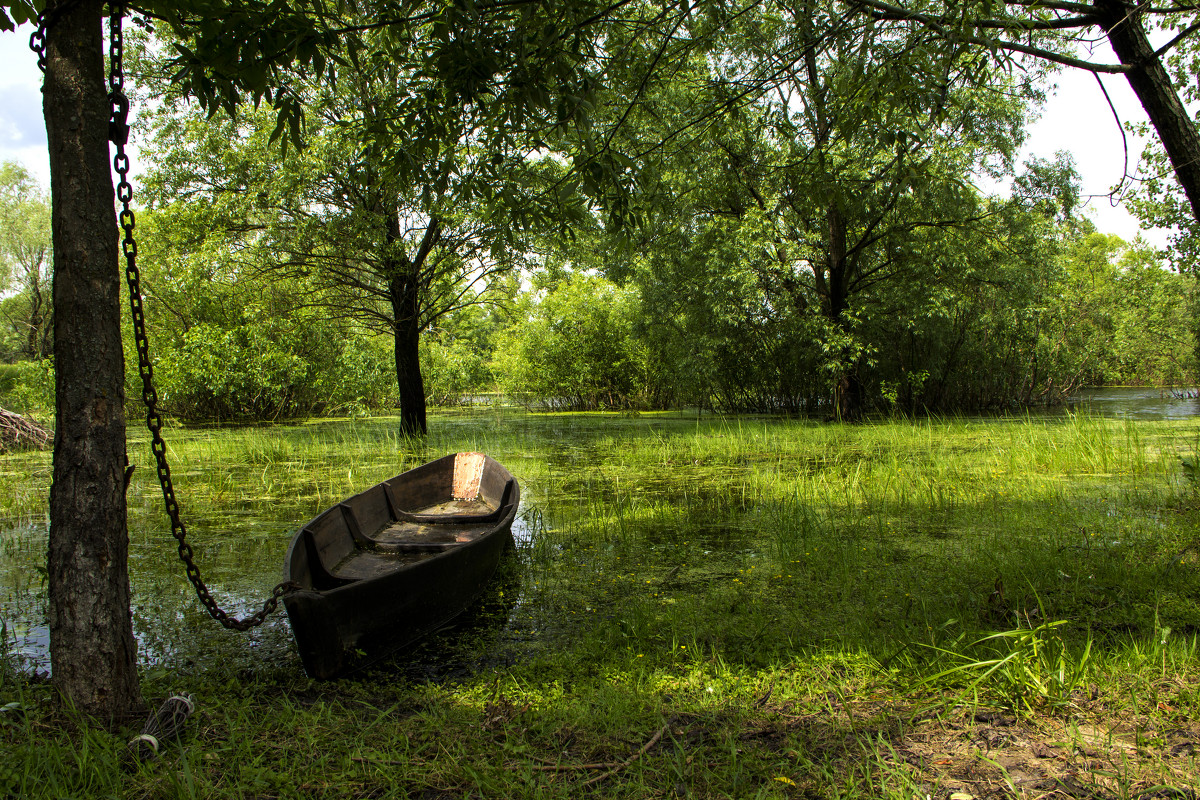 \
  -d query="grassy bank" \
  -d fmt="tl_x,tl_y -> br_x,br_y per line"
2,411 -> 1199,798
